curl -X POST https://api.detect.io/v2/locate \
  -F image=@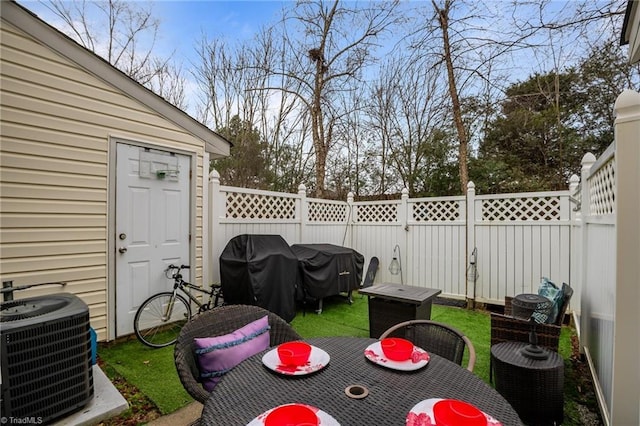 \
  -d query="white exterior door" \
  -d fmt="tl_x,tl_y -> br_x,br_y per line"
115,143 -> 191,337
